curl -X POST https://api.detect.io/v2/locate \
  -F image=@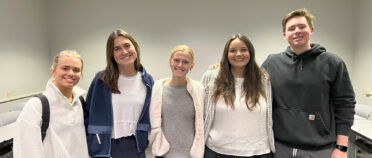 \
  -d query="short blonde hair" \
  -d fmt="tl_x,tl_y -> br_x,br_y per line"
51,50 -> 83,71
170,45 -> 195,63
282,8 -> 315,32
